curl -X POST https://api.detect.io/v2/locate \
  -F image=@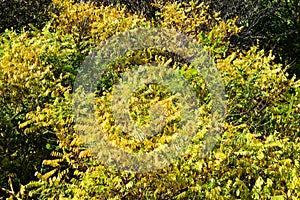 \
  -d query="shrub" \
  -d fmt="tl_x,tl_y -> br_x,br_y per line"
1,0 -> 299,199
0,0 -> 146,198
0,0 -> 55,32
200,0 -> 300,78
